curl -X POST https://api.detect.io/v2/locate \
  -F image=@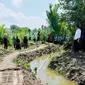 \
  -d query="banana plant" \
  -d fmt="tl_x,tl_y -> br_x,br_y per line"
0,24 -> 6,40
